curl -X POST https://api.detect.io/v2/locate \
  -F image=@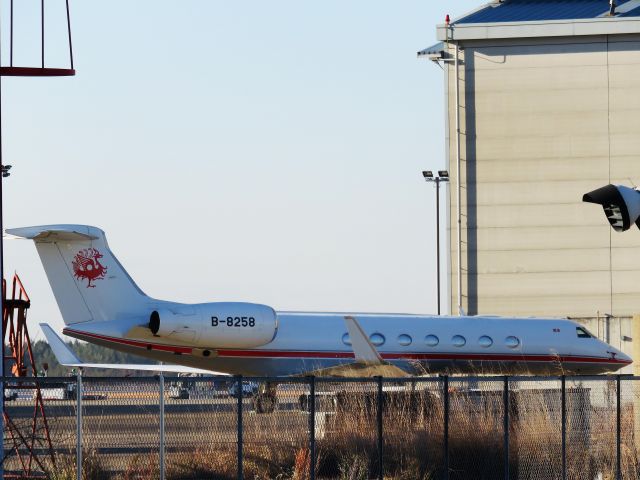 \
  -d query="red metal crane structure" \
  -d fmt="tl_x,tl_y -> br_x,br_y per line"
2,275 -> 55,478
0,0 -> 76,476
